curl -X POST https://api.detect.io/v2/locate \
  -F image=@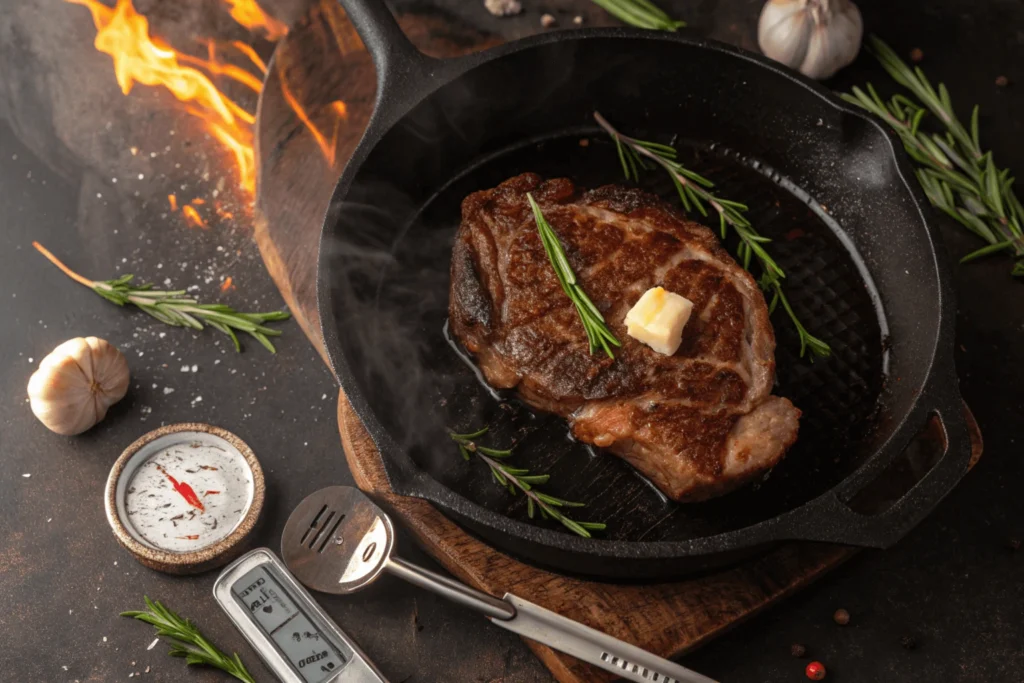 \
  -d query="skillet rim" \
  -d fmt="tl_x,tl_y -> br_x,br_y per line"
316,26 -> 962,561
